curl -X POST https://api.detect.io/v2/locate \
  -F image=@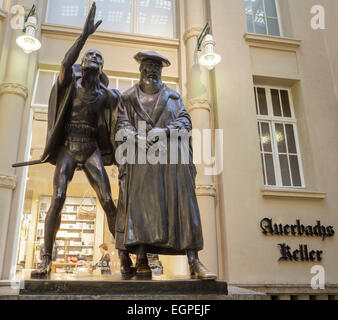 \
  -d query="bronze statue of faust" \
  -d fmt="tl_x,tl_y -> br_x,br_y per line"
115,50 -> 217,280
